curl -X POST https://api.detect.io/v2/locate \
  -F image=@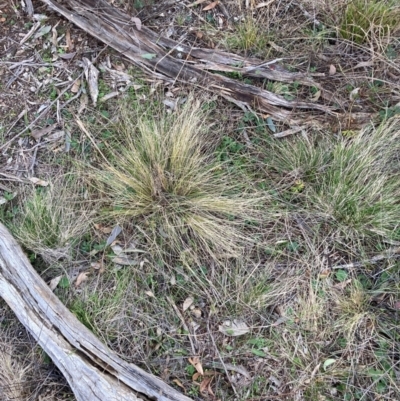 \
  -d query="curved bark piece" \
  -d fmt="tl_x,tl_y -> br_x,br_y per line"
0,223 -> 193,401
